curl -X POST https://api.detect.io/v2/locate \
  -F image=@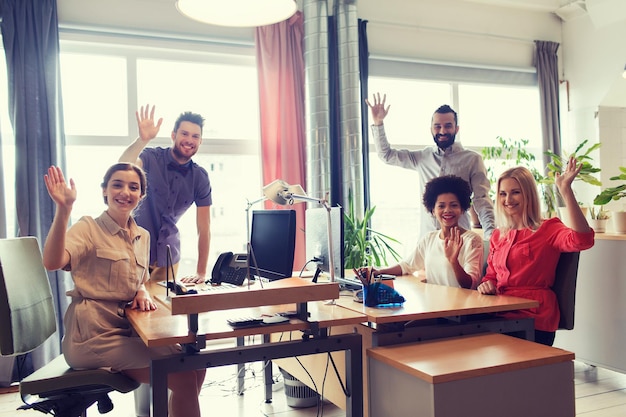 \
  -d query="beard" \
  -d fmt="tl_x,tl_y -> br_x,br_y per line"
172,142 -> 196,162
433,133 -> 456,149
